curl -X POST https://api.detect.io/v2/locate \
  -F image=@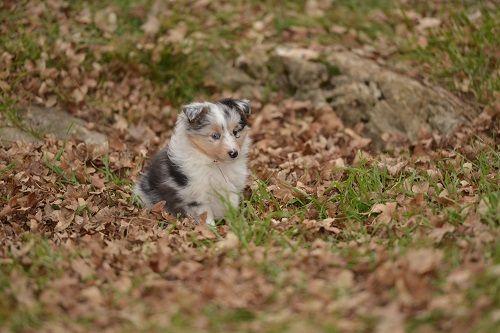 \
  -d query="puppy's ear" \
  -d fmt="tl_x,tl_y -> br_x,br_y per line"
235,99 -> 251,117
182,103 -> 209,127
